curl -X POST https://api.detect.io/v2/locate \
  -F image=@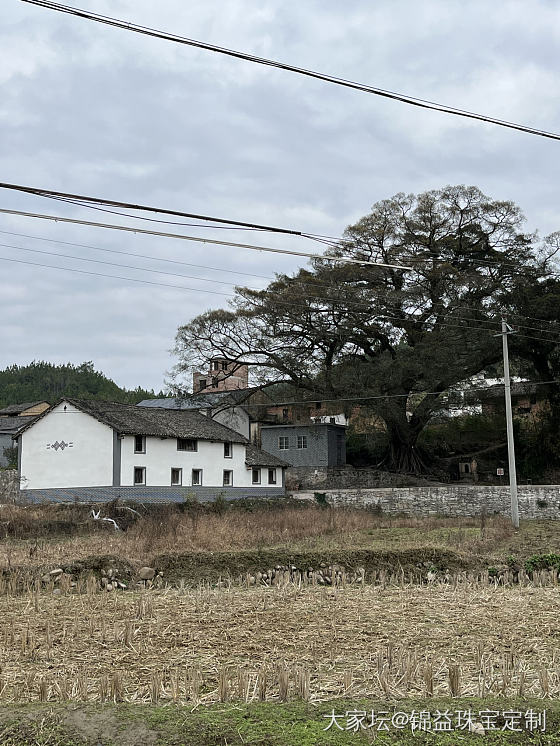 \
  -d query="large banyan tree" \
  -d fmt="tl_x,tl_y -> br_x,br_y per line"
173,185 -> 559,473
